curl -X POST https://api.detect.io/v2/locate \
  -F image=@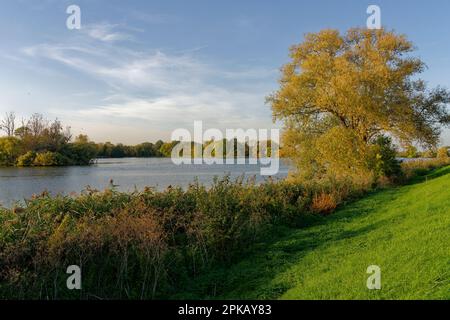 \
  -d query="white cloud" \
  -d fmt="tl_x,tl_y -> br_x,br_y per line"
78,89 -> 266,128
84,23 -> 134,43
129,11 -> 176,24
